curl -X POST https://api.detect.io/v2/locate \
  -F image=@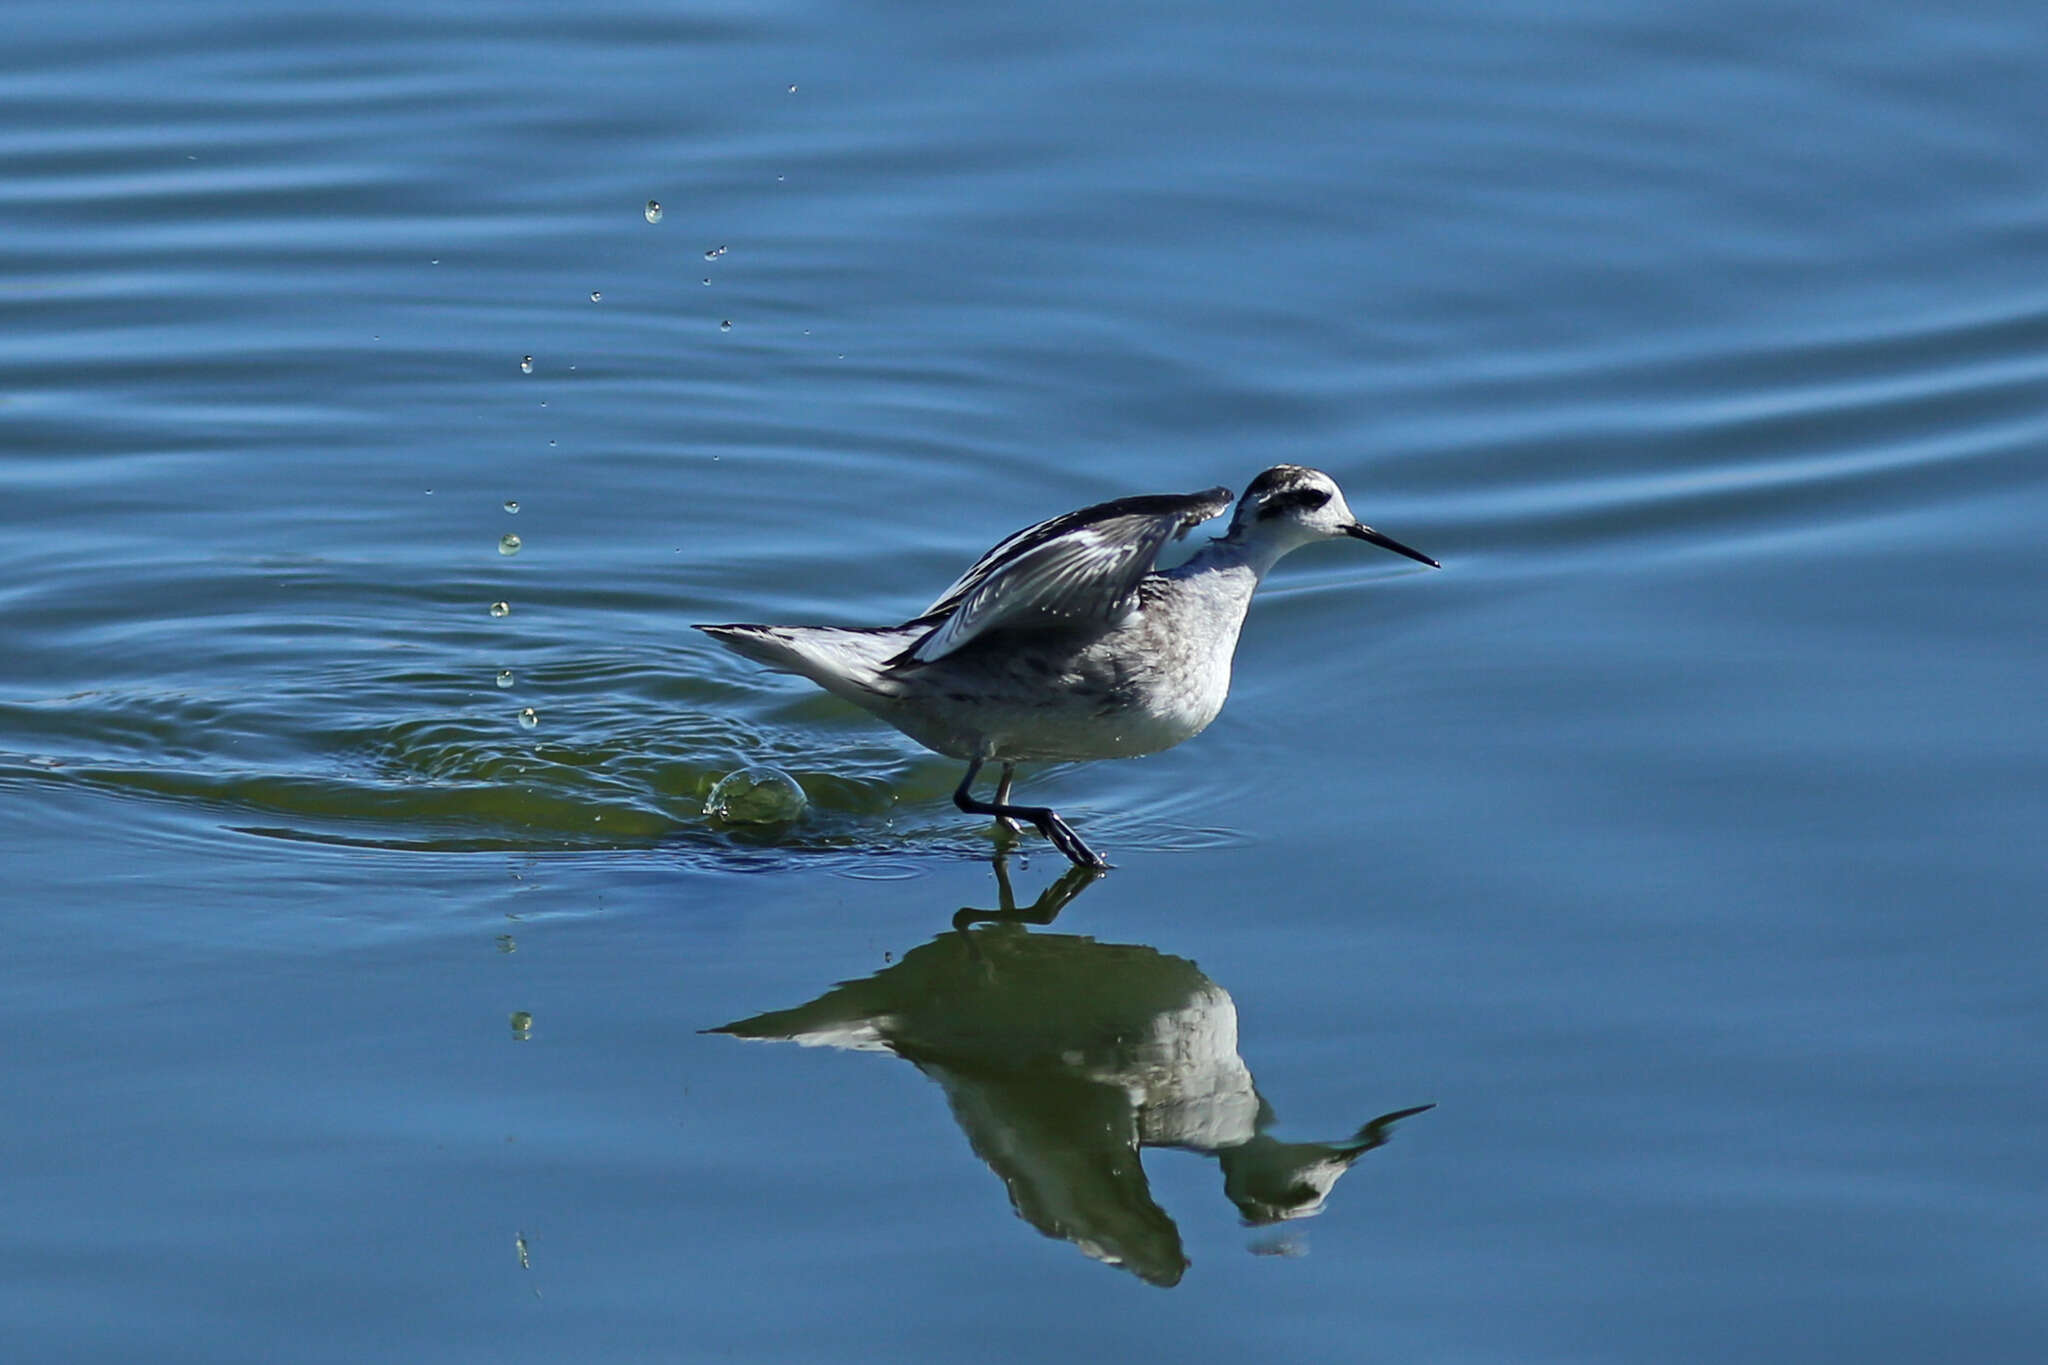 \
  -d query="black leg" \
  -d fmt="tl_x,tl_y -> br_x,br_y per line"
952,855 -> 1106,930
952,760 -> 1109,870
